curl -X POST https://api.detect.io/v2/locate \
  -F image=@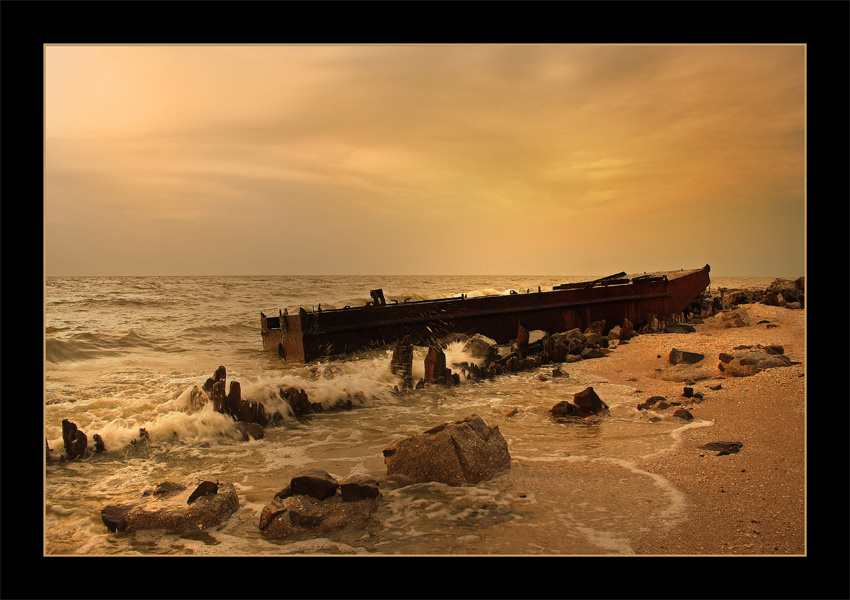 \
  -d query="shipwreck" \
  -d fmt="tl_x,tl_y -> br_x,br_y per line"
261,265 -> 711,362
